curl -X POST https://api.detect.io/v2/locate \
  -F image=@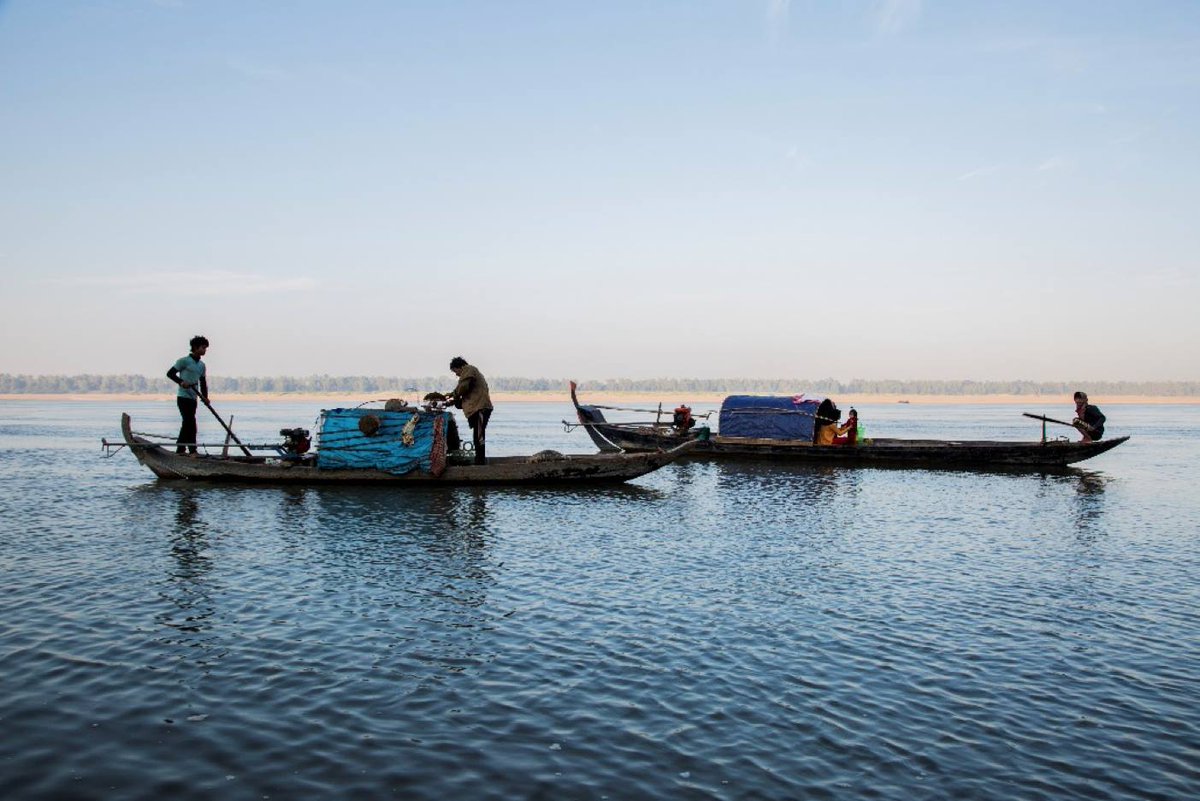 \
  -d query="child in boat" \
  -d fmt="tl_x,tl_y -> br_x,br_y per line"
814,400 -> 855,446
833,408 -> 858,446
